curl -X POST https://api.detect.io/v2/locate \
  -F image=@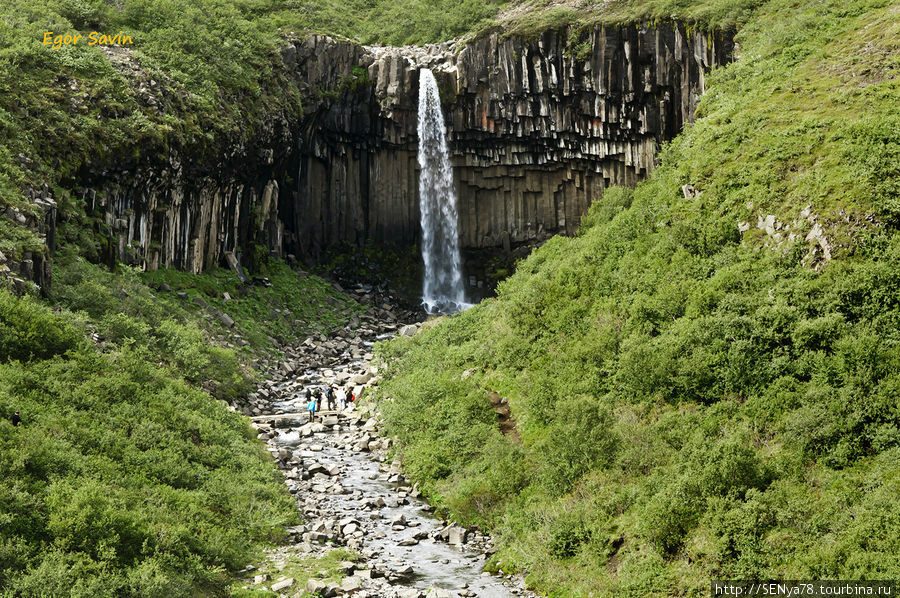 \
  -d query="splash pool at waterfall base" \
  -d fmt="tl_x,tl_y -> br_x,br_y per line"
423,298 -> 475,316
